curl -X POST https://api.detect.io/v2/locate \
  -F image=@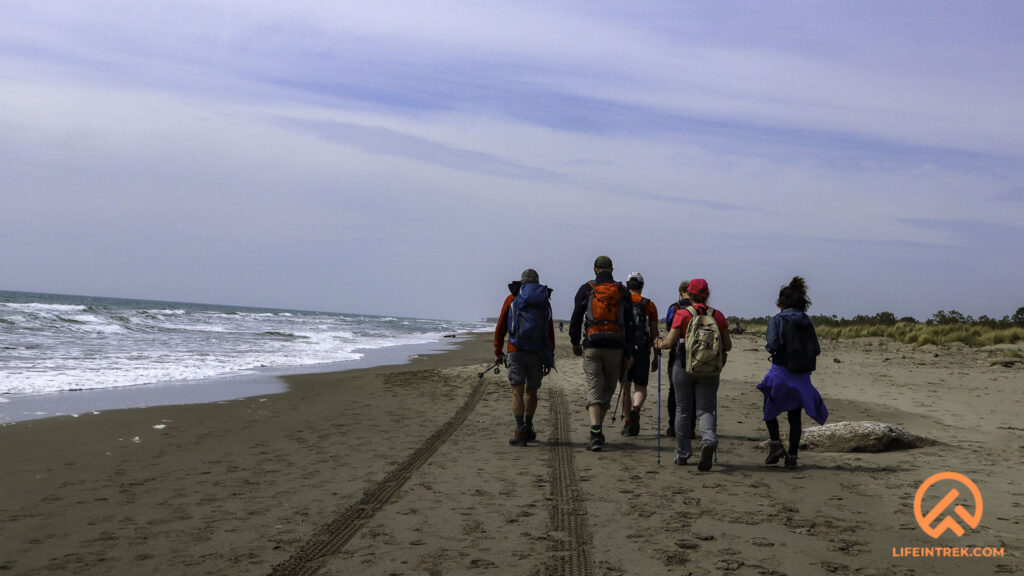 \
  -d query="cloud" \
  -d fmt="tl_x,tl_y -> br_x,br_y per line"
1,2 -> 1023,321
